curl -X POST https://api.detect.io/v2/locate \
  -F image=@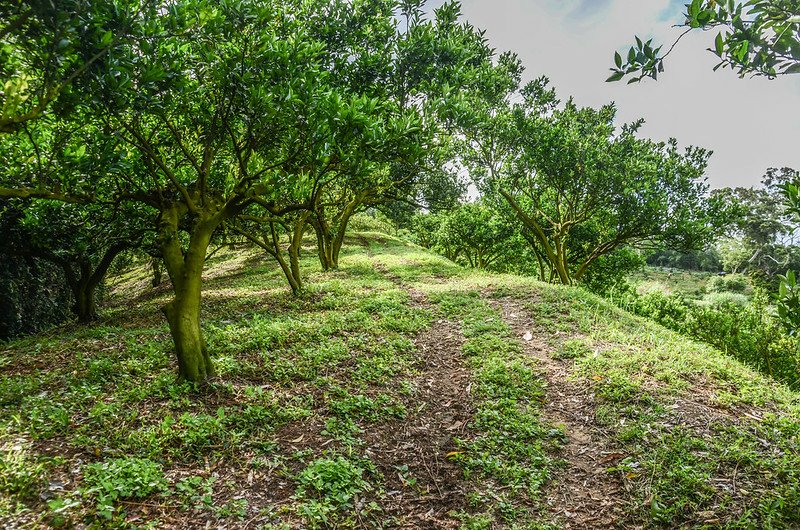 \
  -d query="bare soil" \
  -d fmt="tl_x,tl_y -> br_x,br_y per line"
490,296 -> 630,529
